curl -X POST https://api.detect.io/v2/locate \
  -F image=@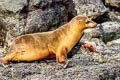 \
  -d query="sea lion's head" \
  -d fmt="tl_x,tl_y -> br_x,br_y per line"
71,16 -> 97,30
85,17 -> 97,28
